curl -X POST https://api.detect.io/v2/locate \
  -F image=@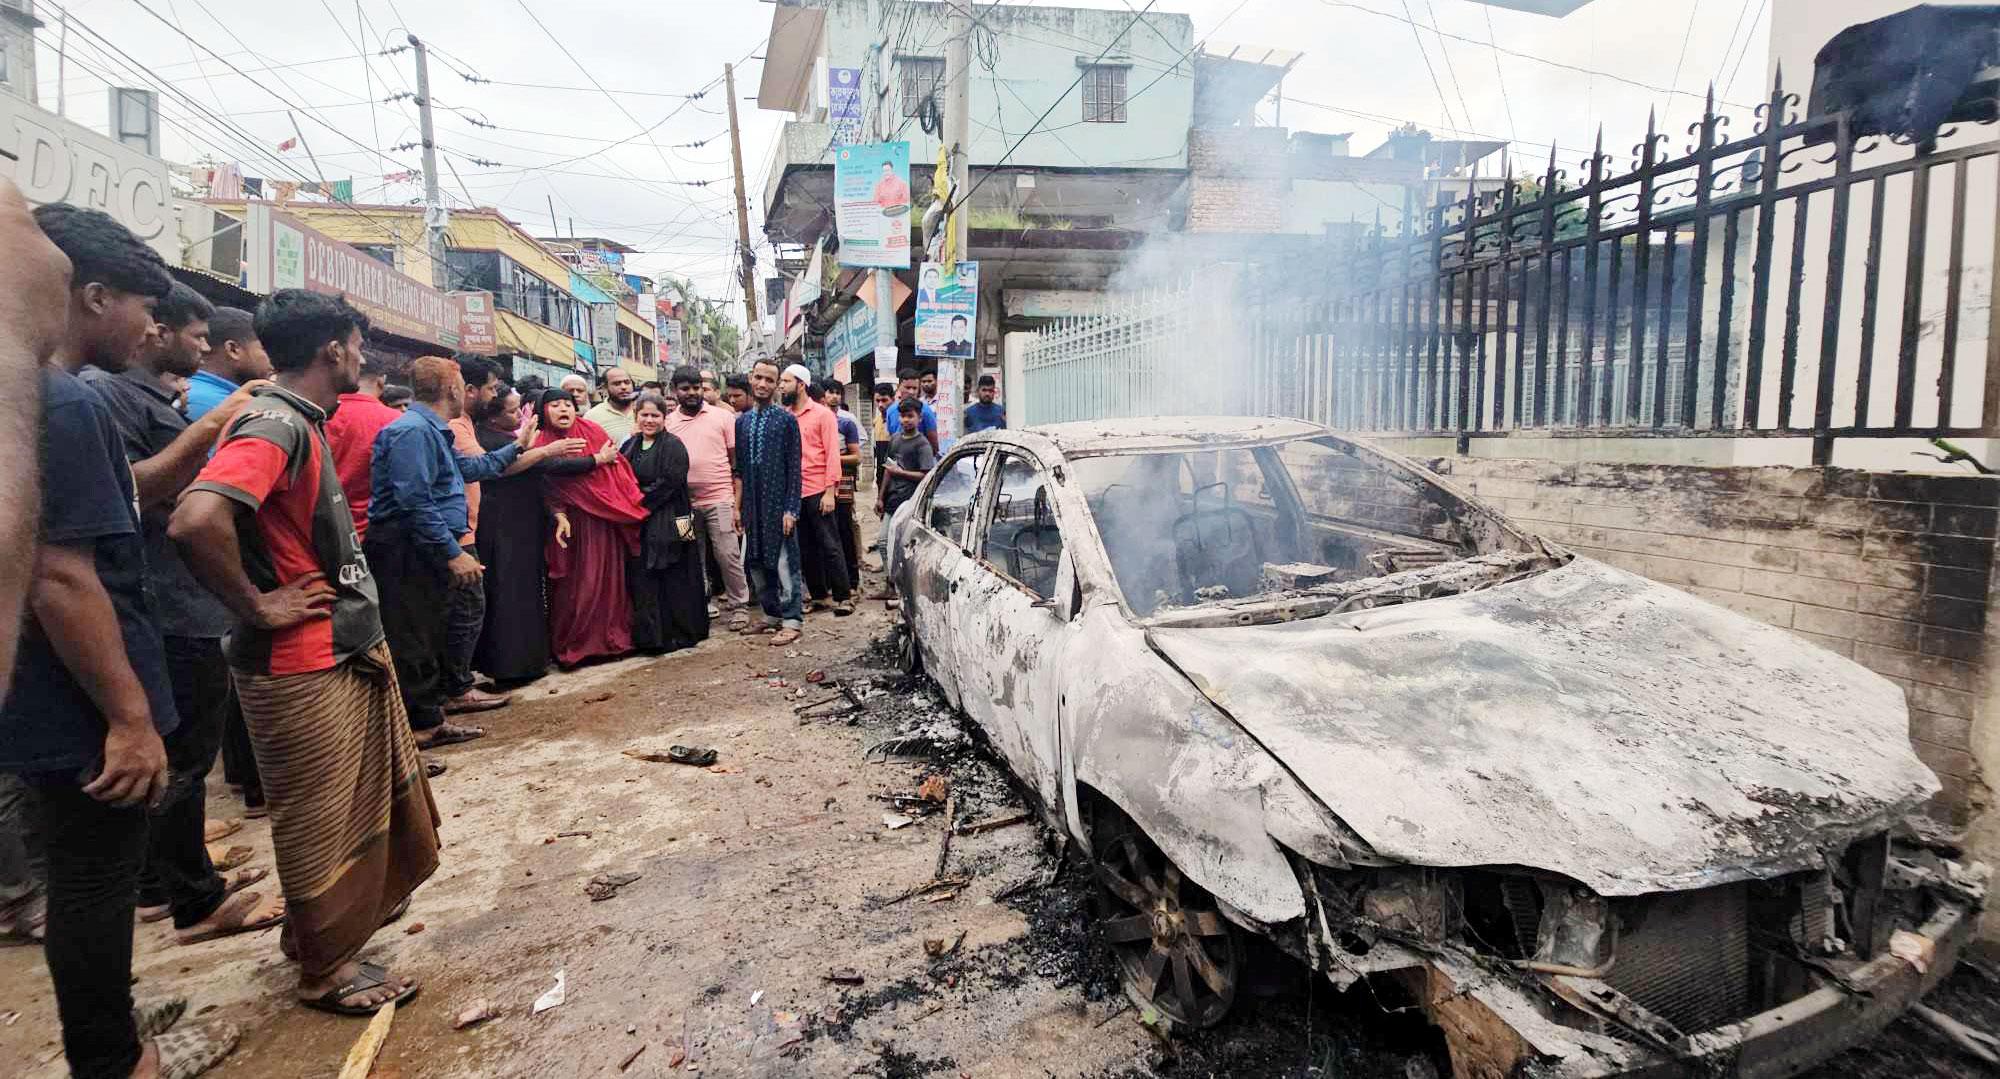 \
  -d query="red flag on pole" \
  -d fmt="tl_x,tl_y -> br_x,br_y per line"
276,137 -> 298,152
